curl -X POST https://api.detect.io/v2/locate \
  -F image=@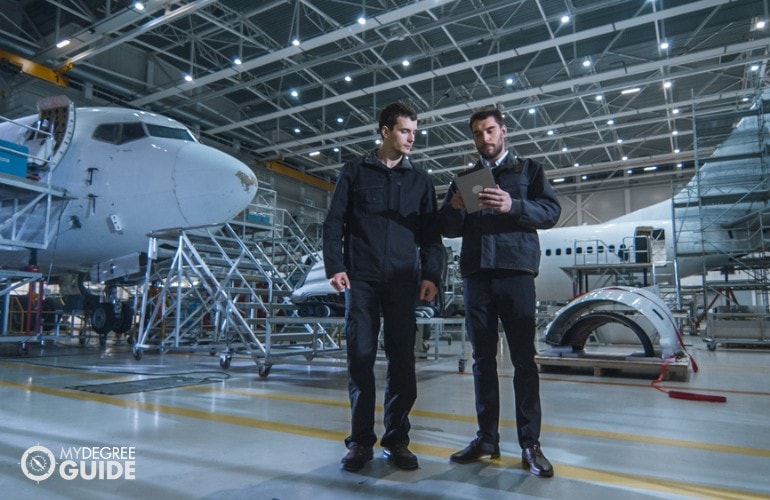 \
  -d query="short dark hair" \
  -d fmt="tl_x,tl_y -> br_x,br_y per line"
378,102 -> 417,136
469,106 -> 504,131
